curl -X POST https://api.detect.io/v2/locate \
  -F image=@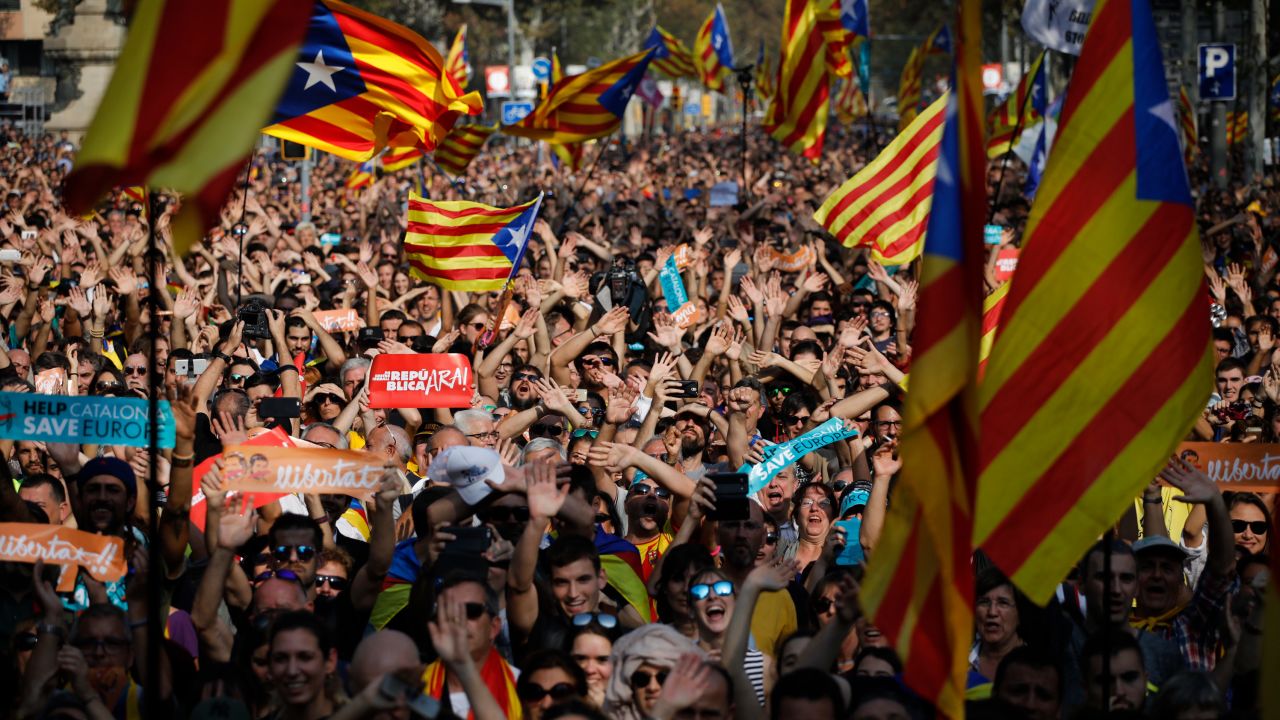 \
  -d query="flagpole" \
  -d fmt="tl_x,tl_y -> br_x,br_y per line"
733,64 -> 755,204
144,189 -> 164,720
988,51 -> 1046,224
556,140 -> 609,234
